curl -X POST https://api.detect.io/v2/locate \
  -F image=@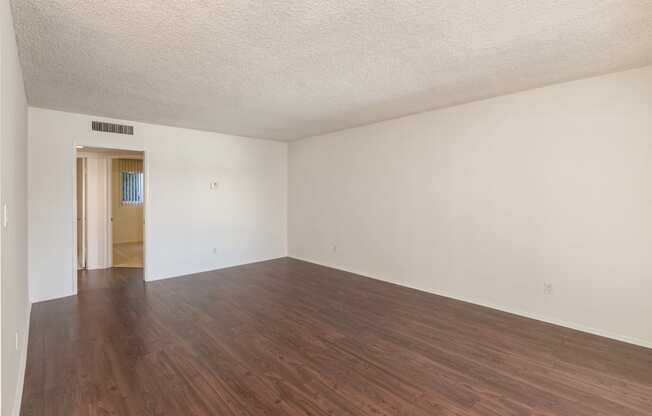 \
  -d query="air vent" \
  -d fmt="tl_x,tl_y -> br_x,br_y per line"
91,121 -> 134,135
